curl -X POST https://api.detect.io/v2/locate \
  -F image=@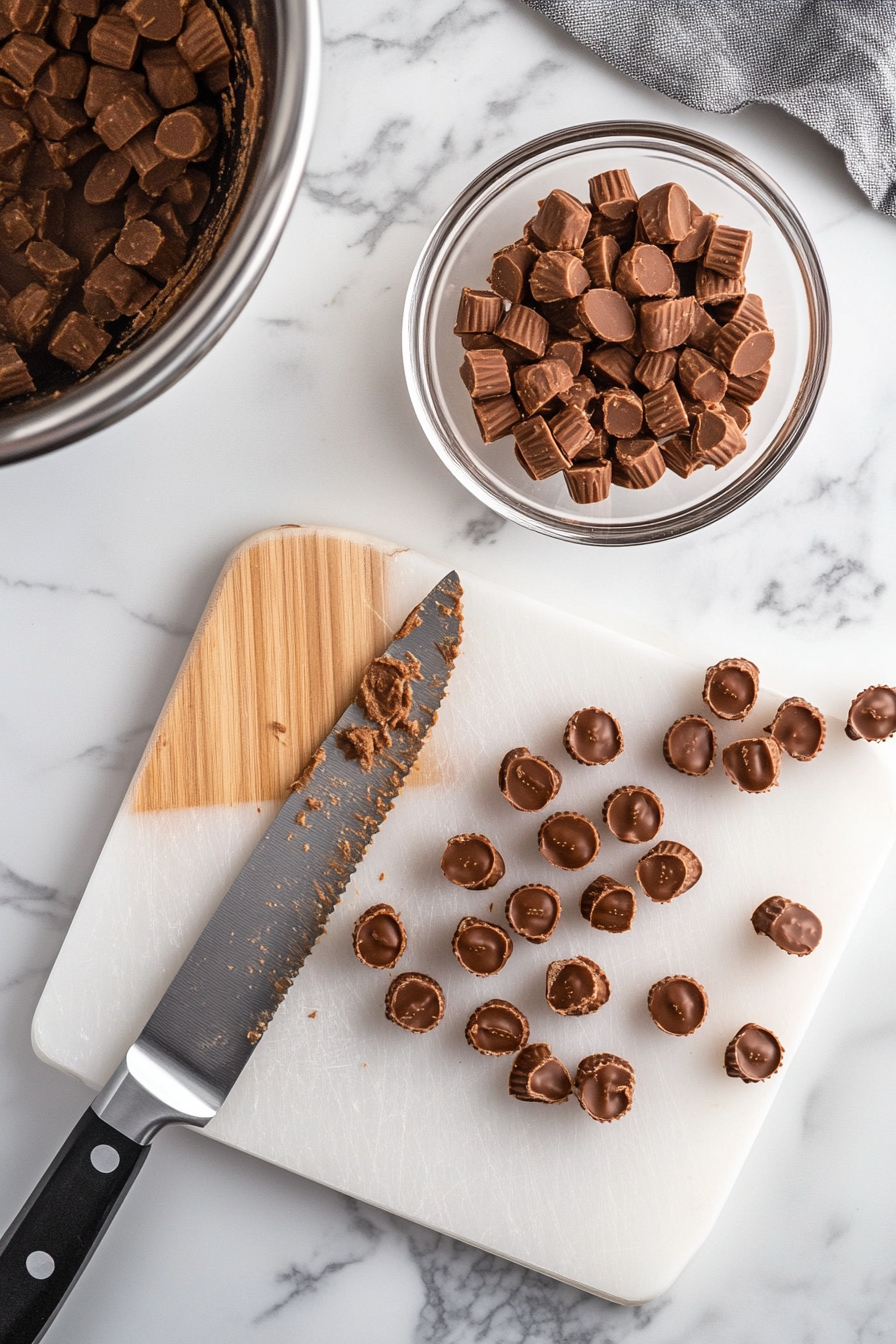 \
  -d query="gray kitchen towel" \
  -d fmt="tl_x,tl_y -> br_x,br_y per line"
523,0 -> 896,216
